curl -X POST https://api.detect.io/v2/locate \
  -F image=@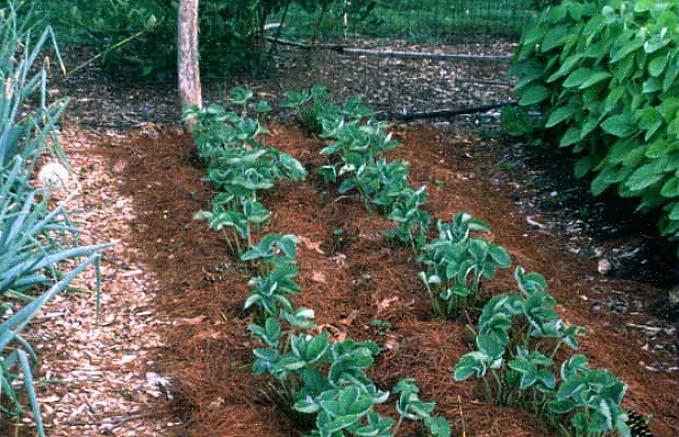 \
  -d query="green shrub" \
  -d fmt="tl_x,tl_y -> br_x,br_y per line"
39,0 -> 375,79
510,0 -> 679,254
